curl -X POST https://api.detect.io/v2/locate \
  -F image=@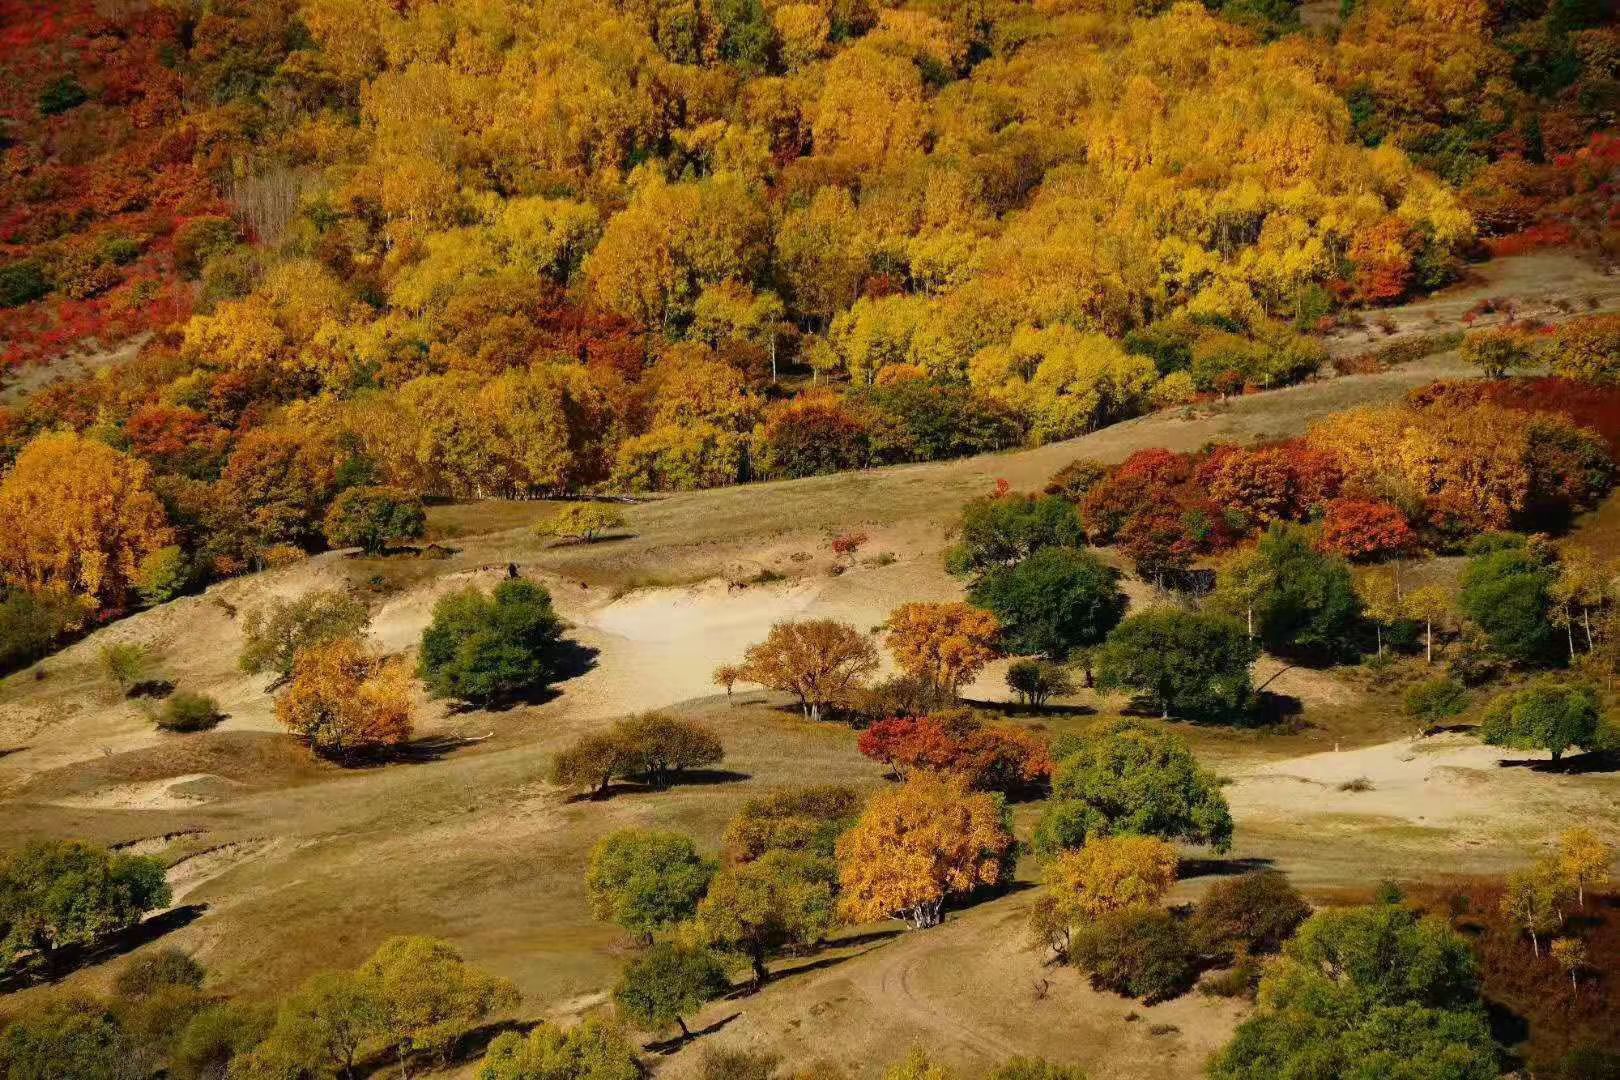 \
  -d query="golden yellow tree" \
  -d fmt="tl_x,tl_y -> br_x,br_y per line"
0,432 -> 172,611
1042,835 -> 1179,922
837,773 -> 1015,928
885,602 -> 1002,695
1558,827 -> 1612,907
275,637 -> 415,762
